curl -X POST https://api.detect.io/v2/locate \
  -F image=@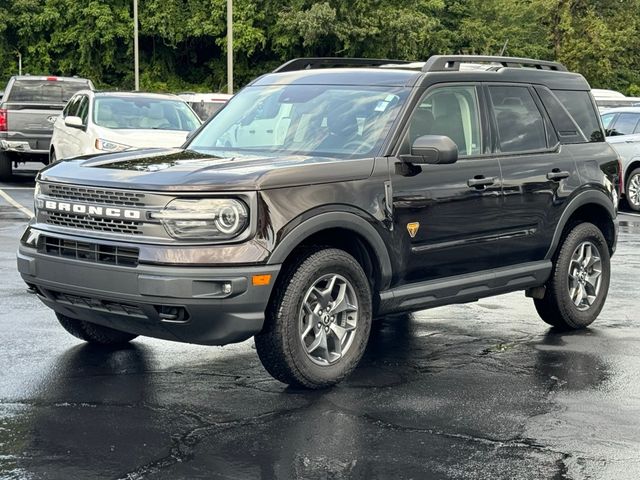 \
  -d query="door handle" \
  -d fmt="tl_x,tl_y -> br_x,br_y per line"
467,175 -> 497,189
546,169 -> 570,181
